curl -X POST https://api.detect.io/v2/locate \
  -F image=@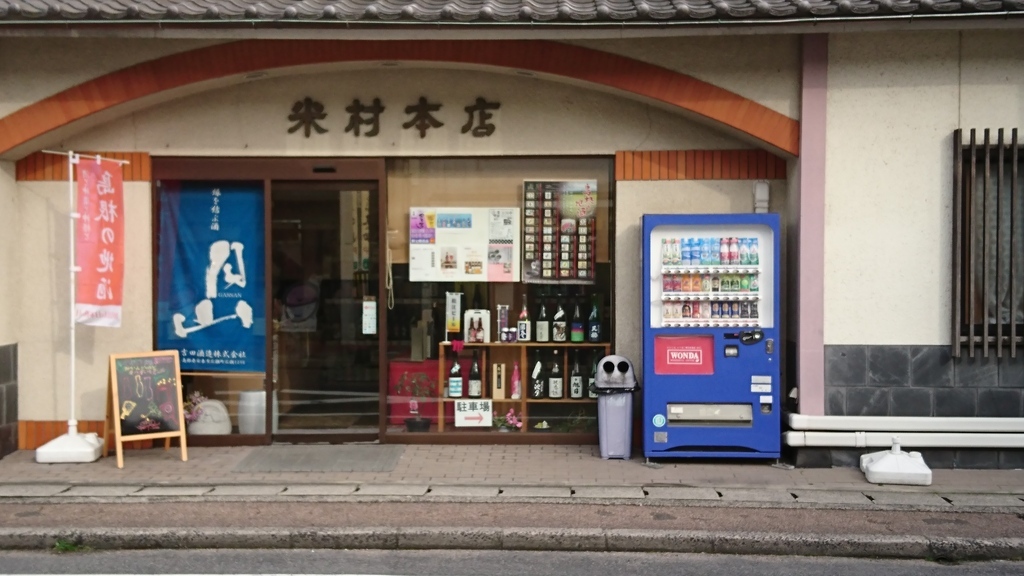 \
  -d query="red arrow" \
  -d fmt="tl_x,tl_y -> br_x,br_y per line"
465,413 -> 484,423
